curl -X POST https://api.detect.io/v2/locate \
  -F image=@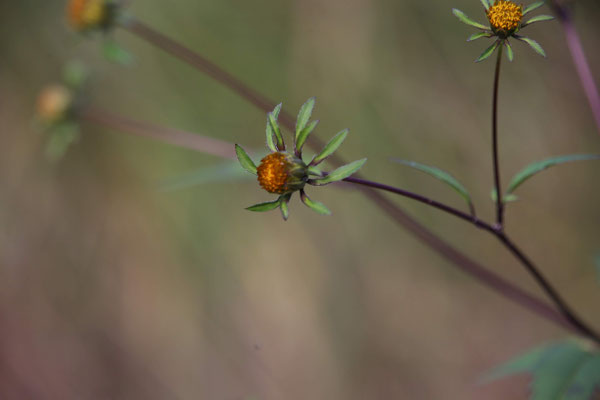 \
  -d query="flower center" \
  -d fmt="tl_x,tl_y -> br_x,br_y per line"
257,152 -> 291,194
487,0 -> 523,33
